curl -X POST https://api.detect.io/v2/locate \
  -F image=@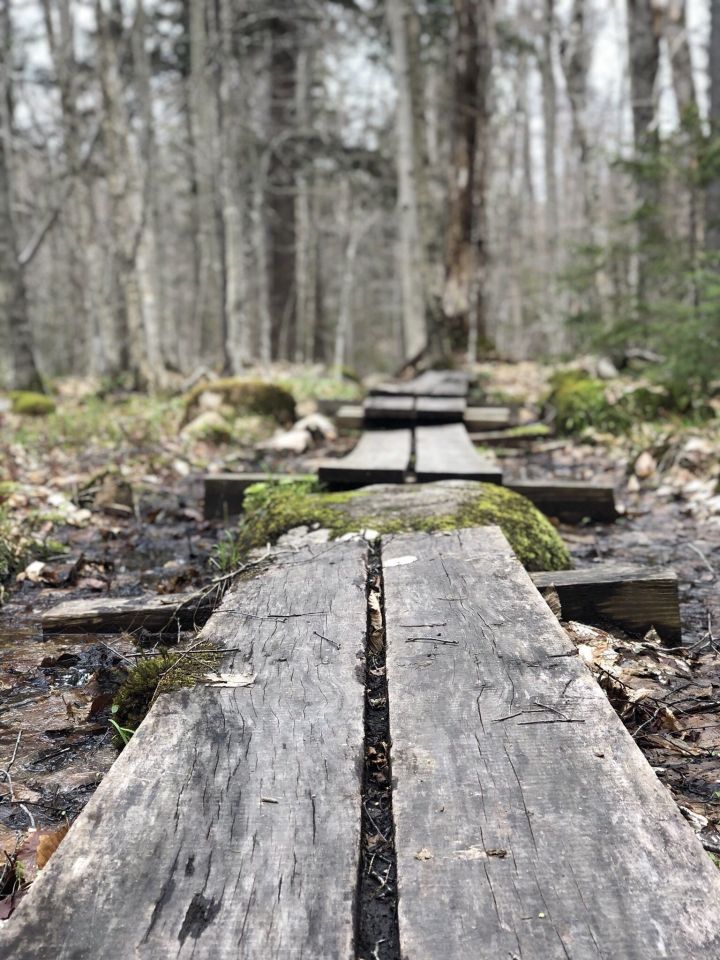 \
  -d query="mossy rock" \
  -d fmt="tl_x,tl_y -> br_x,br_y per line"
546,371 -> 668,436
237,479 -> 570,572
10,391 -> 55,416
112,643 -> 222,741
184,378 -> 295,427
